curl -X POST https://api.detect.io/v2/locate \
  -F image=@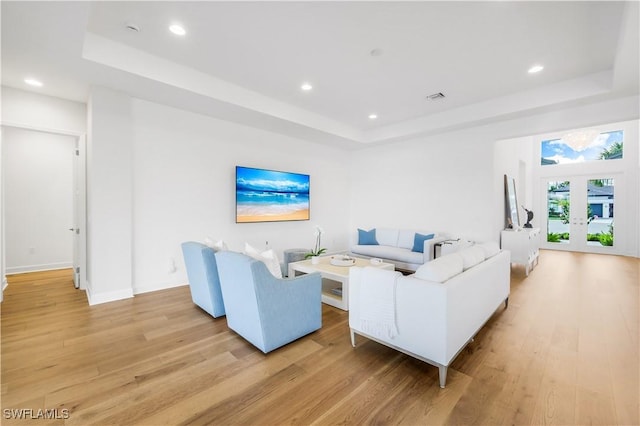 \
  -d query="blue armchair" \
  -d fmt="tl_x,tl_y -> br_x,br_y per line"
215,251 -> 322,353
181,242 -> 225,318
